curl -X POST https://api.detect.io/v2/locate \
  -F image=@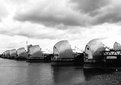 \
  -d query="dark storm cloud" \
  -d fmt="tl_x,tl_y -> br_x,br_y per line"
92,5 -> 121,25
71,0 -> 109,16
14,0 -> 121,27
14,0 -> 90,27
15,13 -> 84,26
70,0 -> 121,25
